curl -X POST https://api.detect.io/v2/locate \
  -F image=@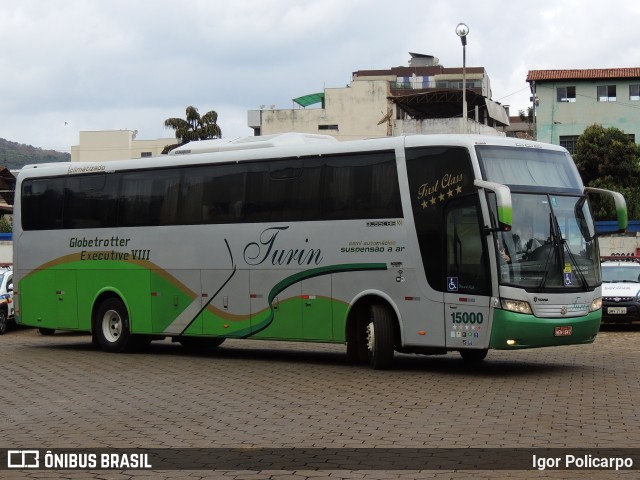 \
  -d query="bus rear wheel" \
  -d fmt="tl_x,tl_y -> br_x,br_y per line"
93,298 -> 132,353
366,304 -> 395,370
